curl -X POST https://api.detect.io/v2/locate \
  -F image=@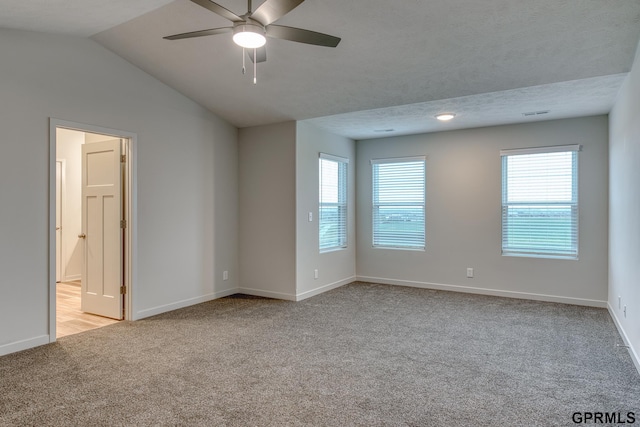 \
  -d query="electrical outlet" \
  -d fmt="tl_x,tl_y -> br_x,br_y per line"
619,296 -> 621,309
308,212 -> 313,222
223,270 -> 228,281
466,268 -> 474,278
314,269 -> 319,279
624,305 -> 627,318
